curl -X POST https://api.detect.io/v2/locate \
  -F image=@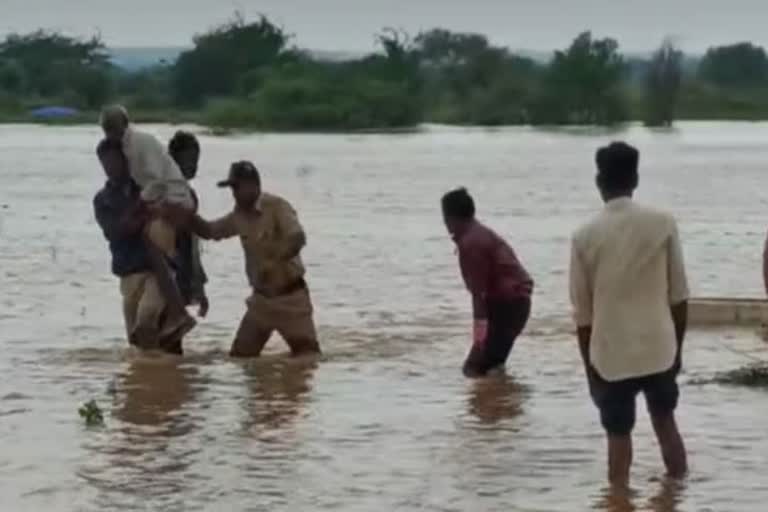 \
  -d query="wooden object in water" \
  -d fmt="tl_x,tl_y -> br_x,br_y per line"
689,297 -> 768,326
